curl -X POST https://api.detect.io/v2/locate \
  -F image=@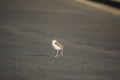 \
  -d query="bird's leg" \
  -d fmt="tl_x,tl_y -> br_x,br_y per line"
54,50 -> 59,57
61,49 -> 63,57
